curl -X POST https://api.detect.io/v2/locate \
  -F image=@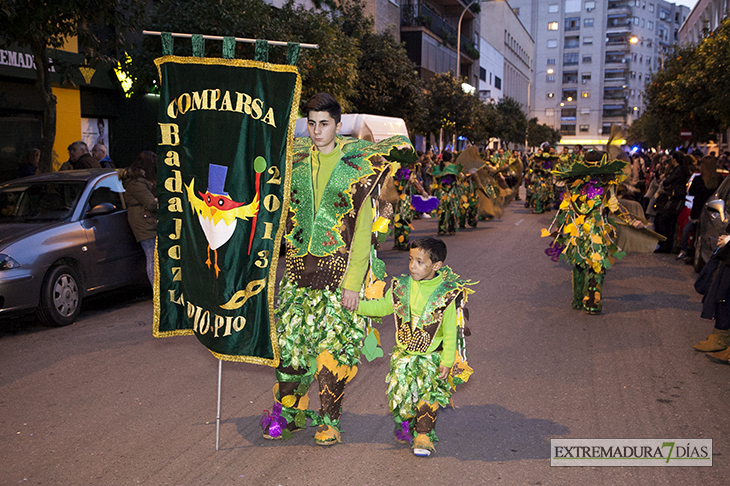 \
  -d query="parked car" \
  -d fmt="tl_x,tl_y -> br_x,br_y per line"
695,173 -> 730,272
0,169 -> 147,326
294,113 -> 409,142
